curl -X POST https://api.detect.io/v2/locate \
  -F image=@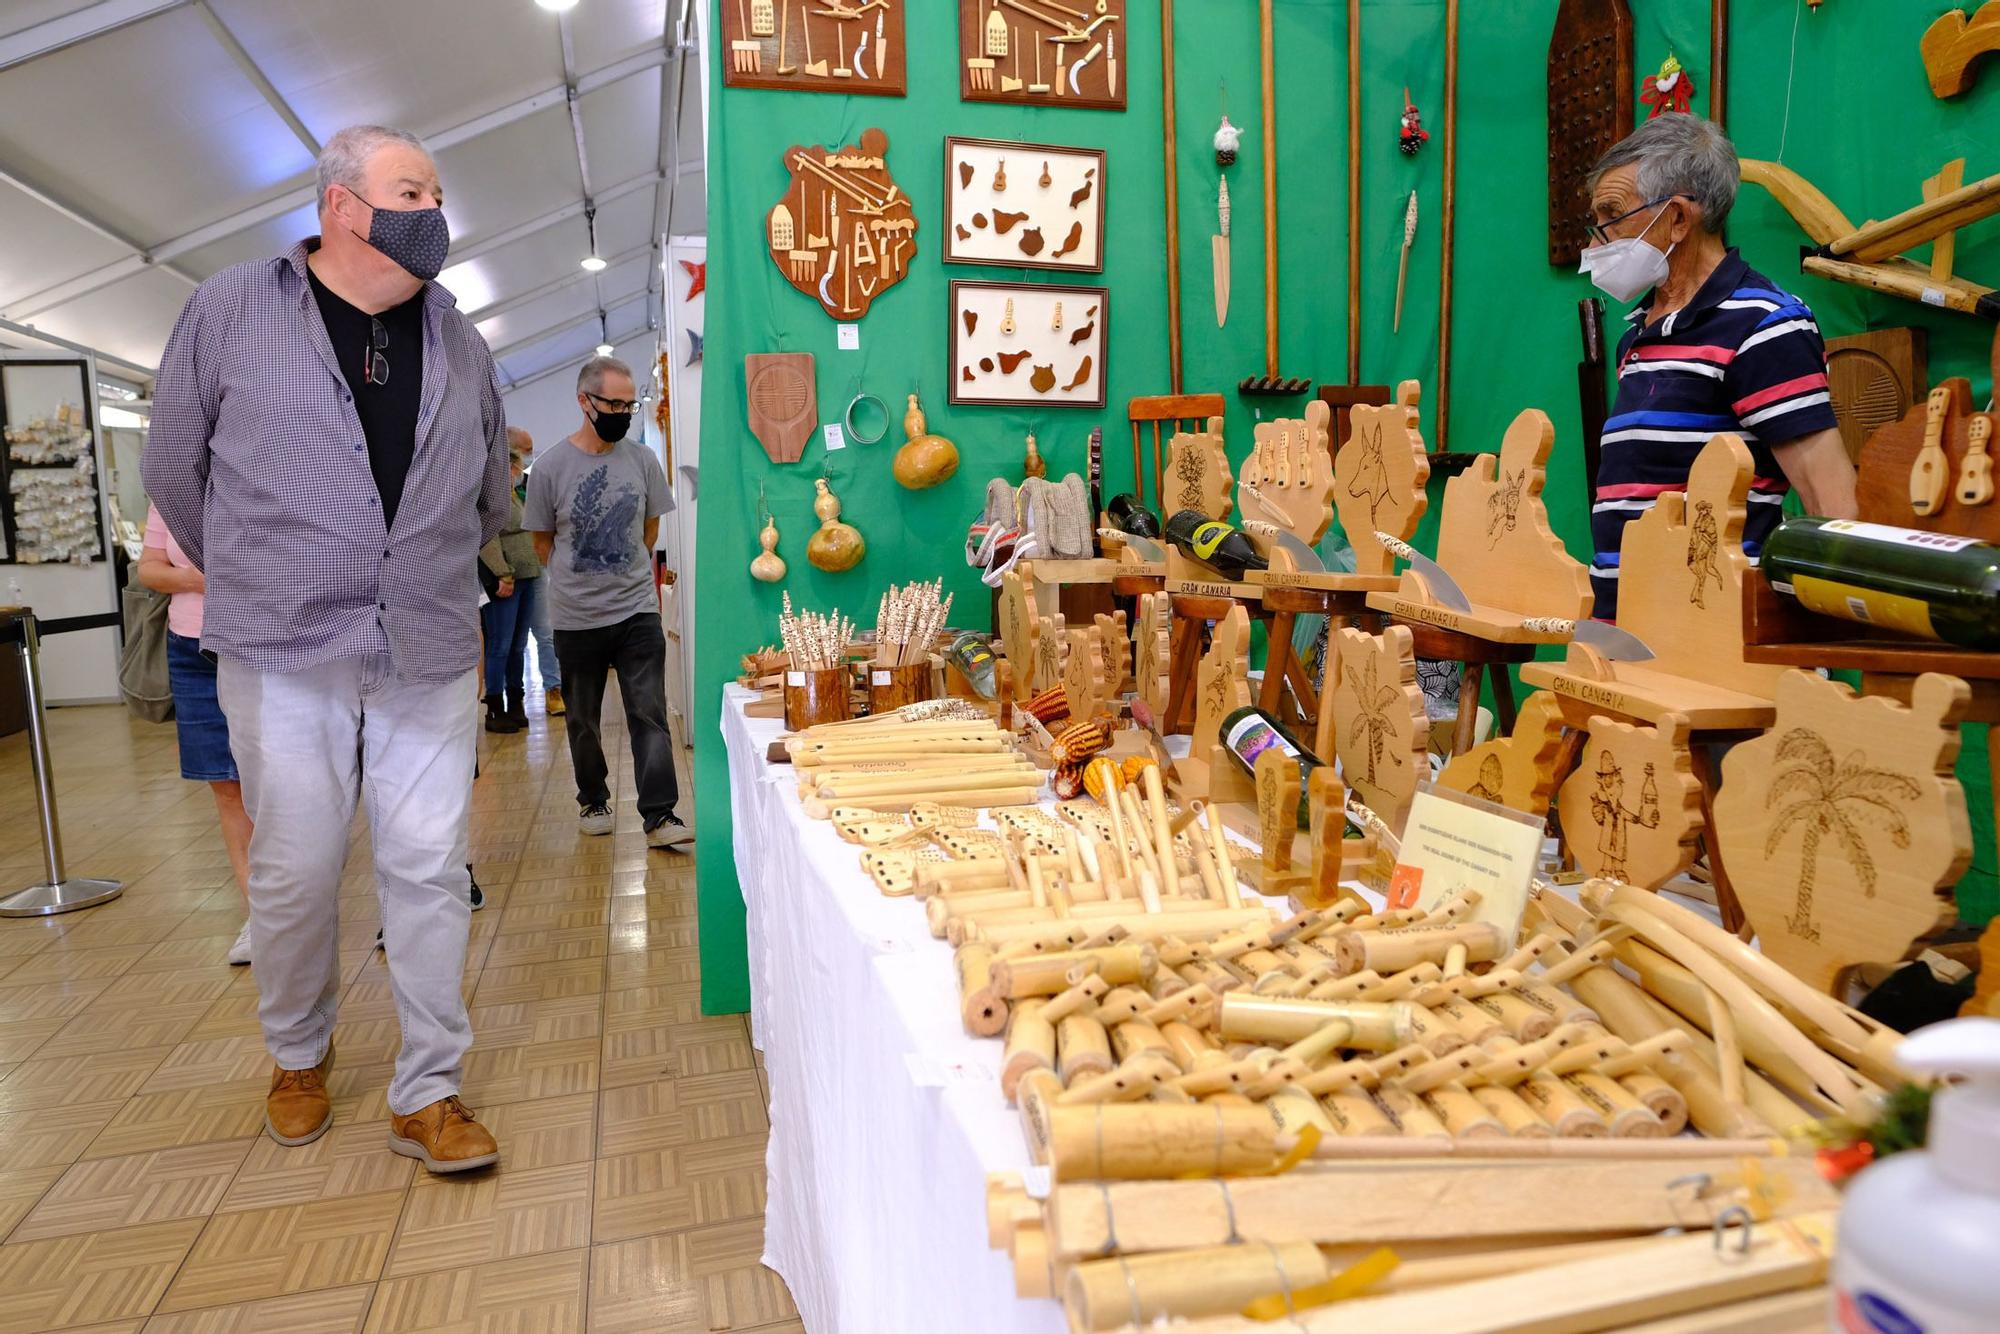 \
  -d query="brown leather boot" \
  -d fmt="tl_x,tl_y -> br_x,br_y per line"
265,1044 -> 335,1147
388,1095 -> 500,1174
